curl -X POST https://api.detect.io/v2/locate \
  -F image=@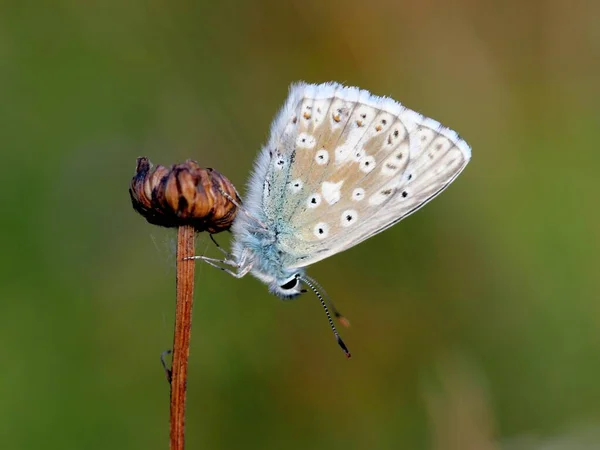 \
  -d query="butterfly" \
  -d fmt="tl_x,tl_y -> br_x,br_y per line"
193,82 -> 471,357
